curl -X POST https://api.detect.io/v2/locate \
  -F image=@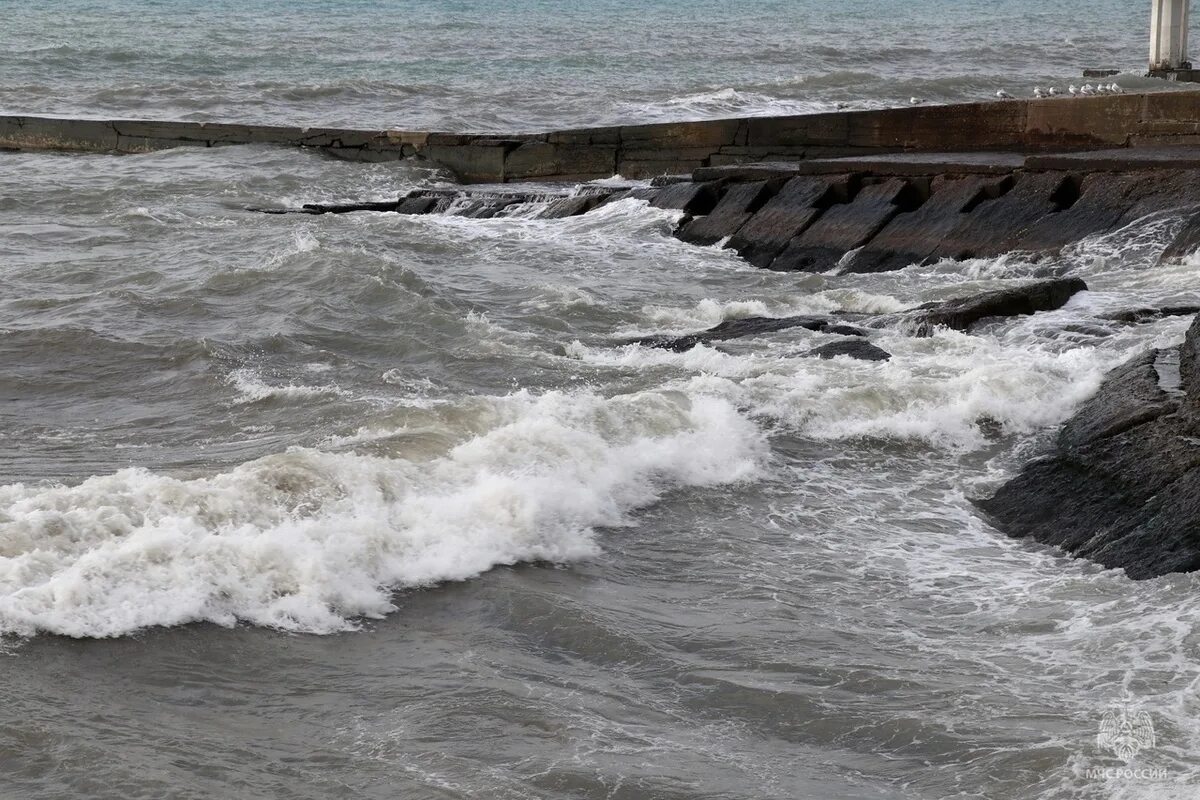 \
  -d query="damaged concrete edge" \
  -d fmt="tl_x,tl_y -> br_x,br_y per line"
2,91 -> 1200,183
